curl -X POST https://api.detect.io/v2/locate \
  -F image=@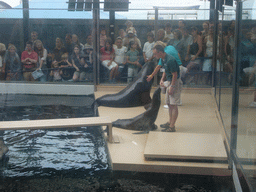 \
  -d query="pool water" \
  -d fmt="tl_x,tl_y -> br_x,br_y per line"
0,94 -> 233,191
0,94 -> 110,176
